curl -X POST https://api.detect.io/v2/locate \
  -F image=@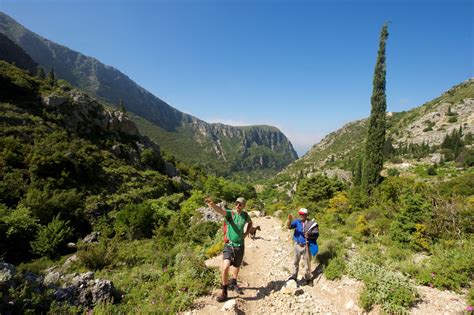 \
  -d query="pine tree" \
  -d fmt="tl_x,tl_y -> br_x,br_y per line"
362,23 -> 389,192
